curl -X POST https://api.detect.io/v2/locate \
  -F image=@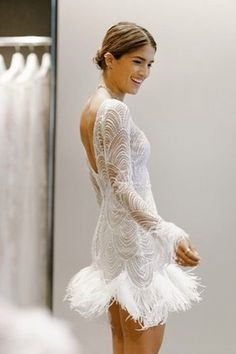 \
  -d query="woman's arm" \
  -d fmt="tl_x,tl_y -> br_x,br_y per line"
101,100 -> 190,262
